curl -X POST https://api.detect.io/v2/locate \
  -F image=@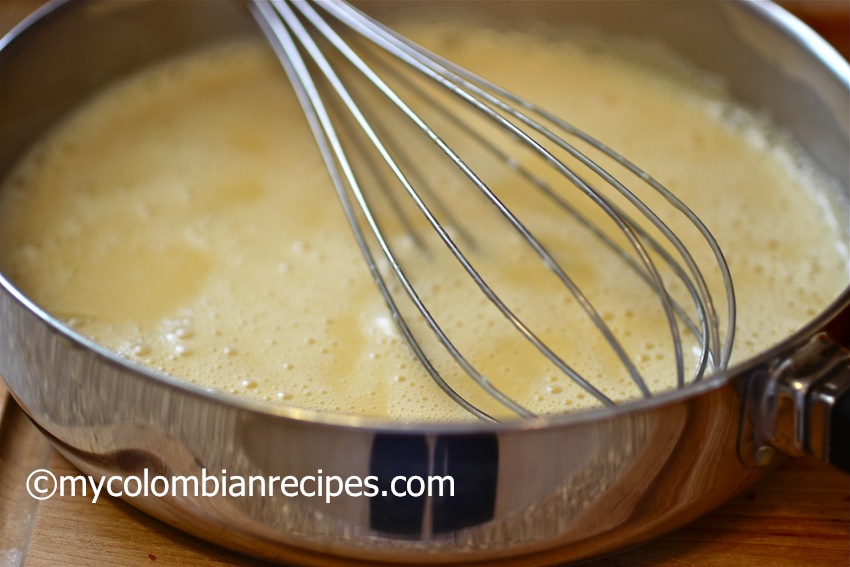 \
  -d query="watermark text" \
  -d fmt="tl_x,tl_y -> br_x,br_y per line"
26,468 -> 453,504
